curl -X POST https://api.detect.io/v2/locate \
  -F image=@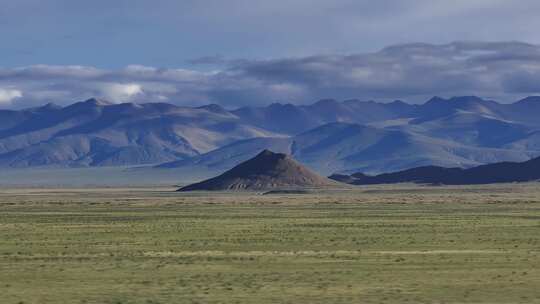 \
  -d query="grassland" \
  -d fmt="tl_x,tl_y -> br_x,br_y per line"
1,185 -> 540,303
